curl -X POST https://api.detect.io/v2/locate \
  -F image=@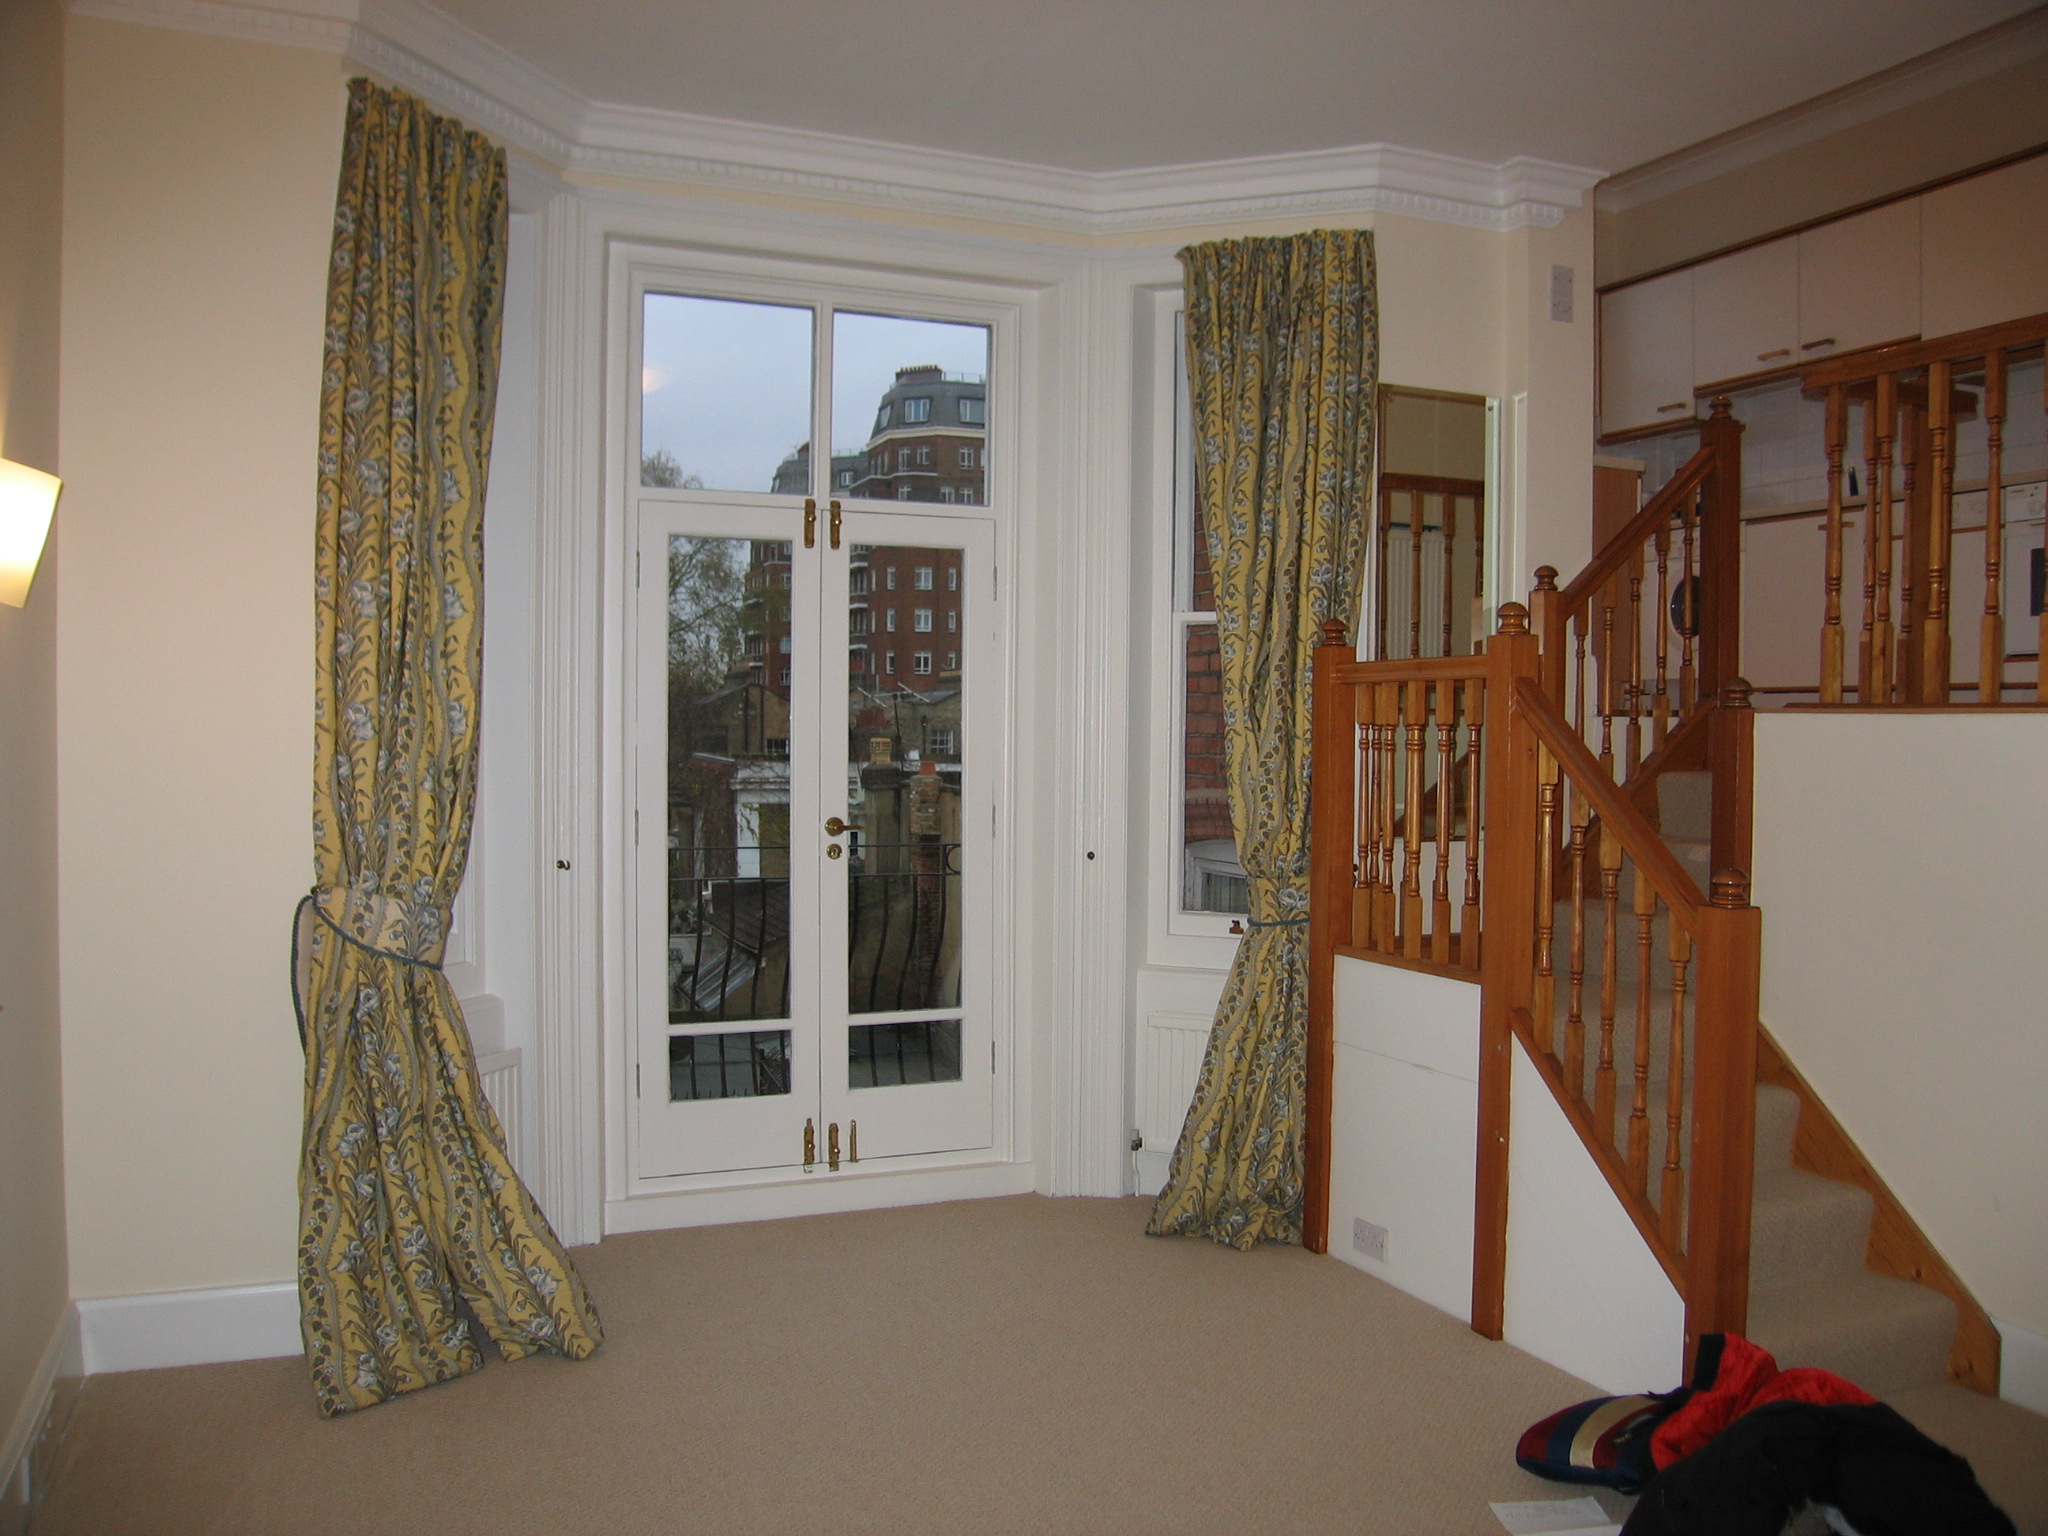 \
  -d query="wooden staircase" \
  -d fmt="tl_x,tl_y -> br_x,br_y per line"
1303,322 -> 2048,1519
